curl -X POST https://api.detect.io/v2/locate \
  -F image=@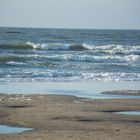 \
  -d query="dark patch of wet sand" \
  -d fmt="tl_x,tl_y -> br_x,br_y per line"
0,92 -> 140,140
102,90 -> 140,96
